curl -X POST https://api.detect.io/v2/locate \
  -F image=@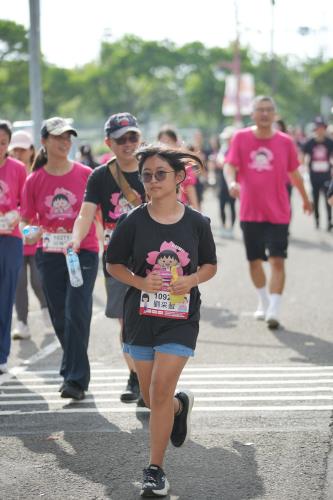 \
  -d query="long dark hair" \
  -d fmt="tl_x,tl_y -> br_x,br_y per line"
136,144 -> 204,176
0,120 -> 12,160
32,131 -> 49,171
